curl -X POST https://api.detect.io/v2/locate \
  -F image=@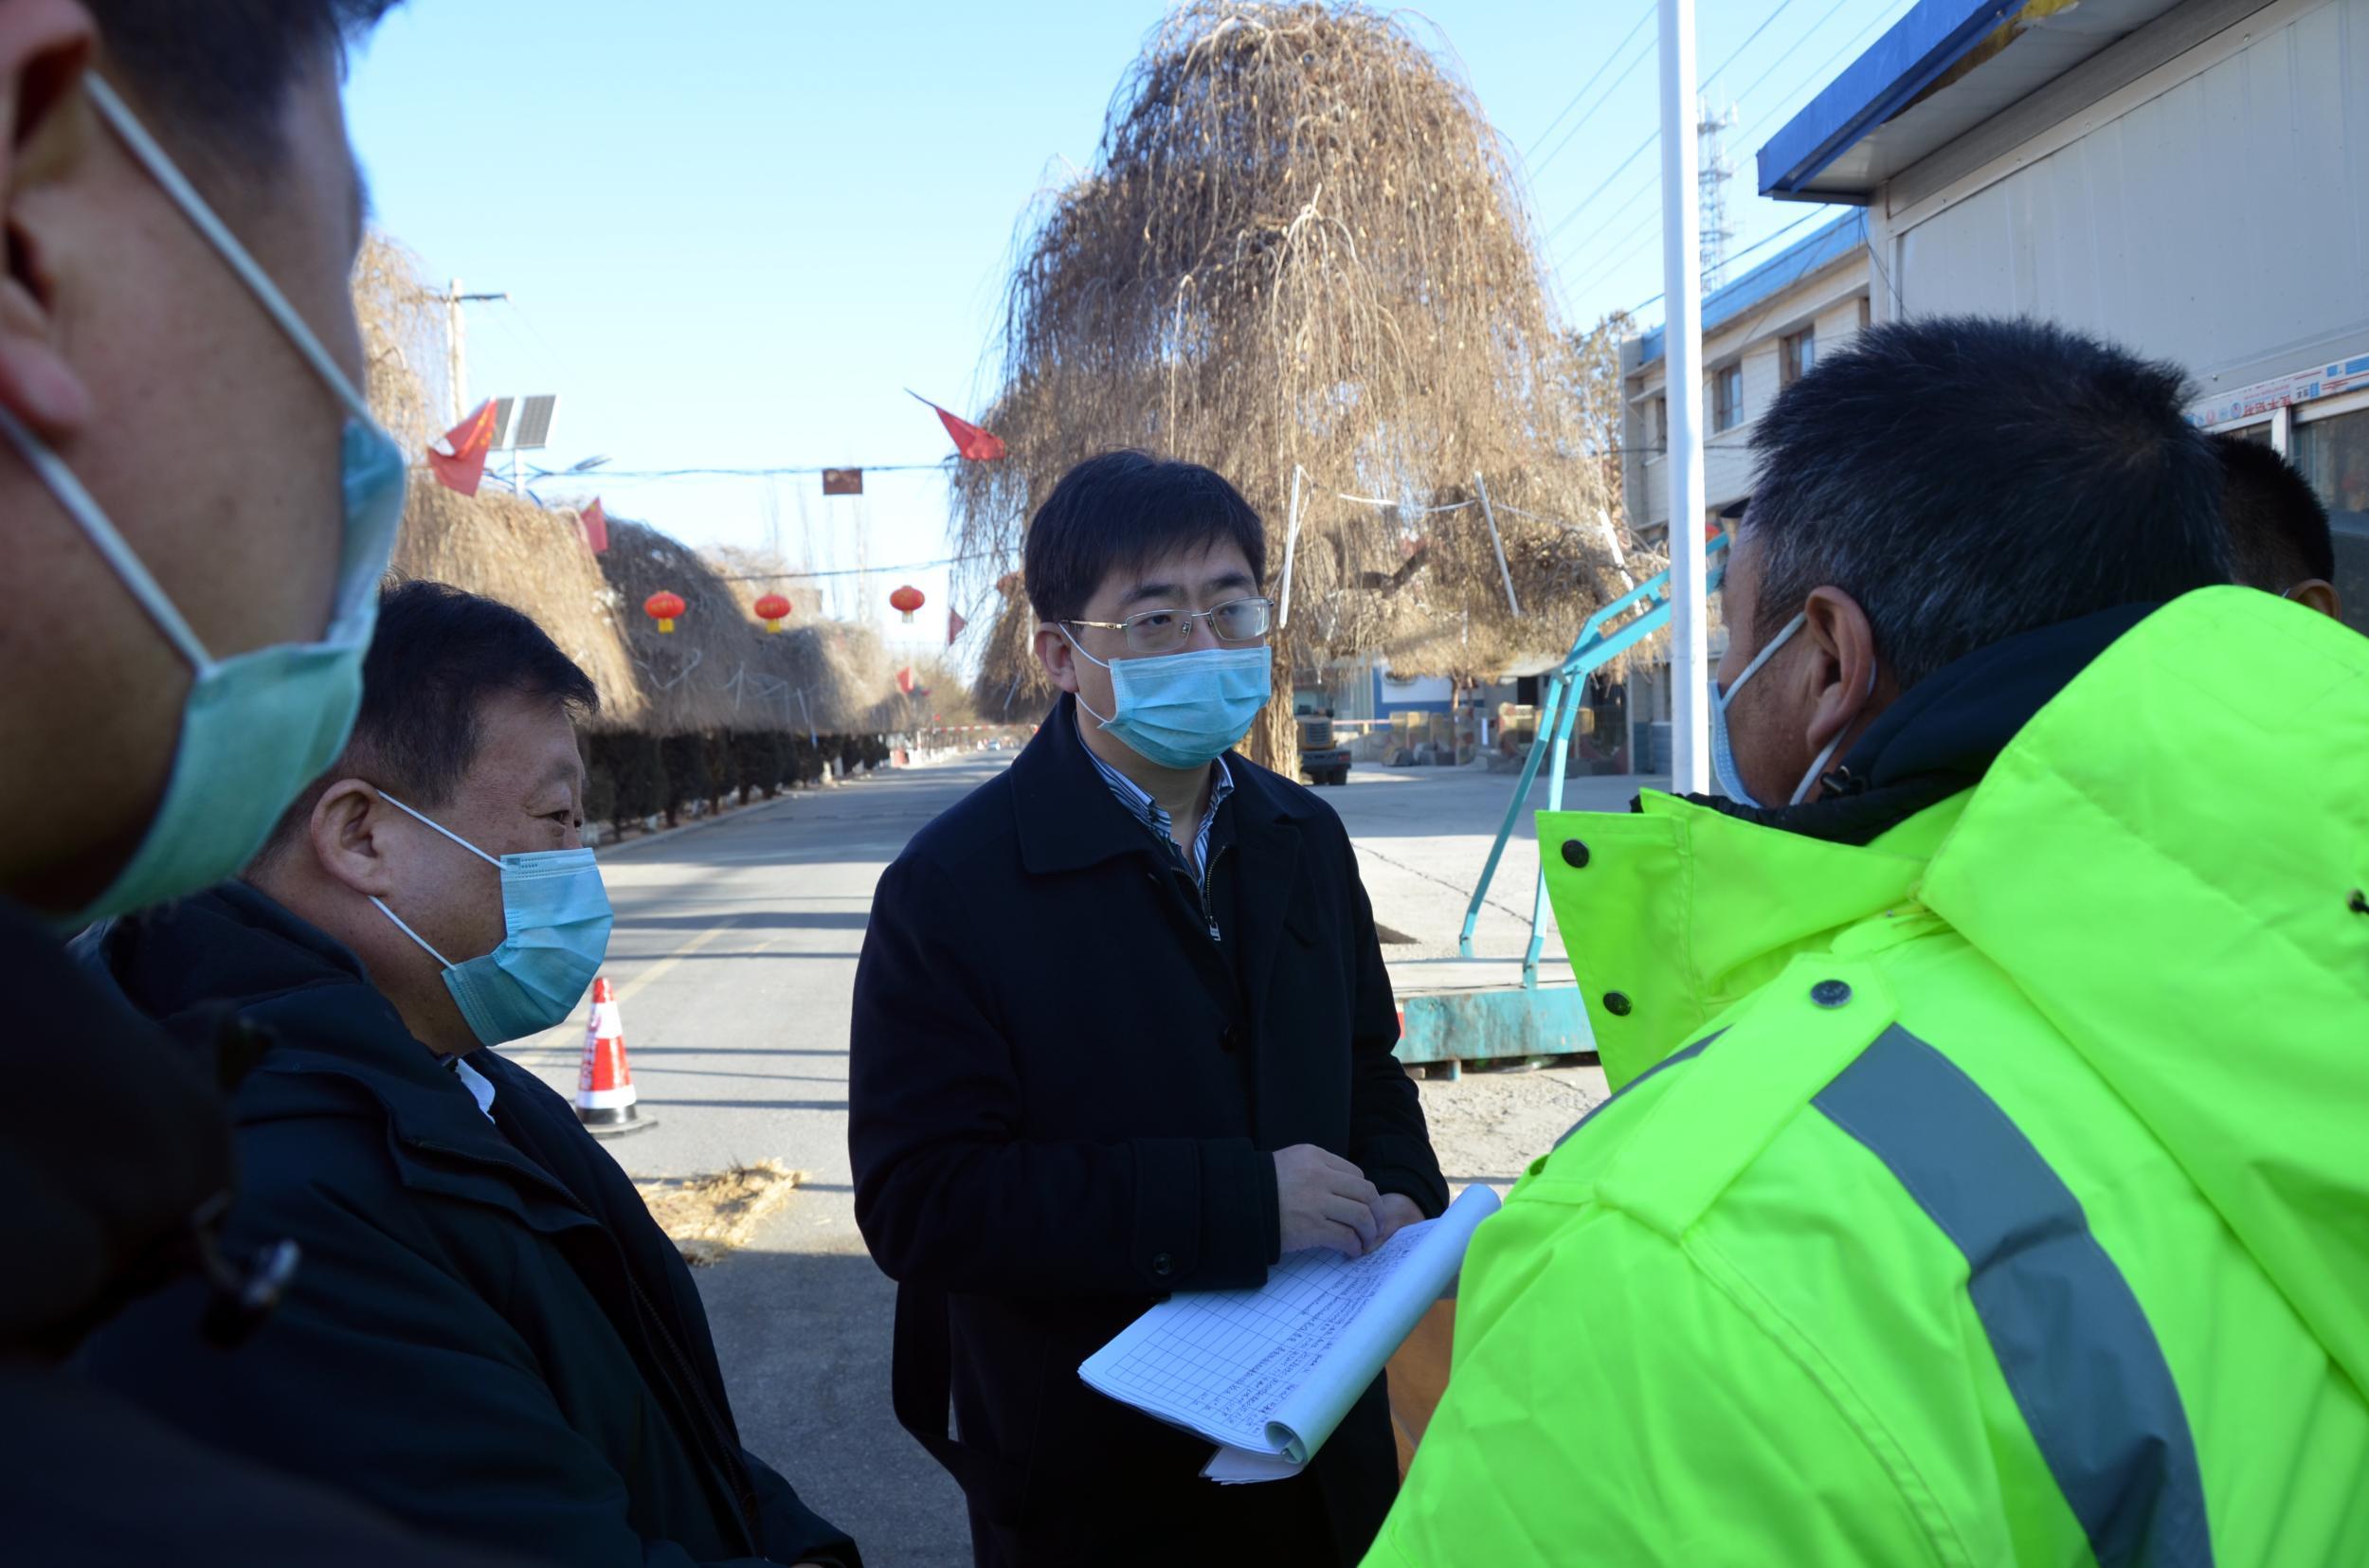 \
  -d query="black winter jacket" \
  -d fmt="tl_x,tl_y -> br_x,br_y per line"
82,884 -> 859,1568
